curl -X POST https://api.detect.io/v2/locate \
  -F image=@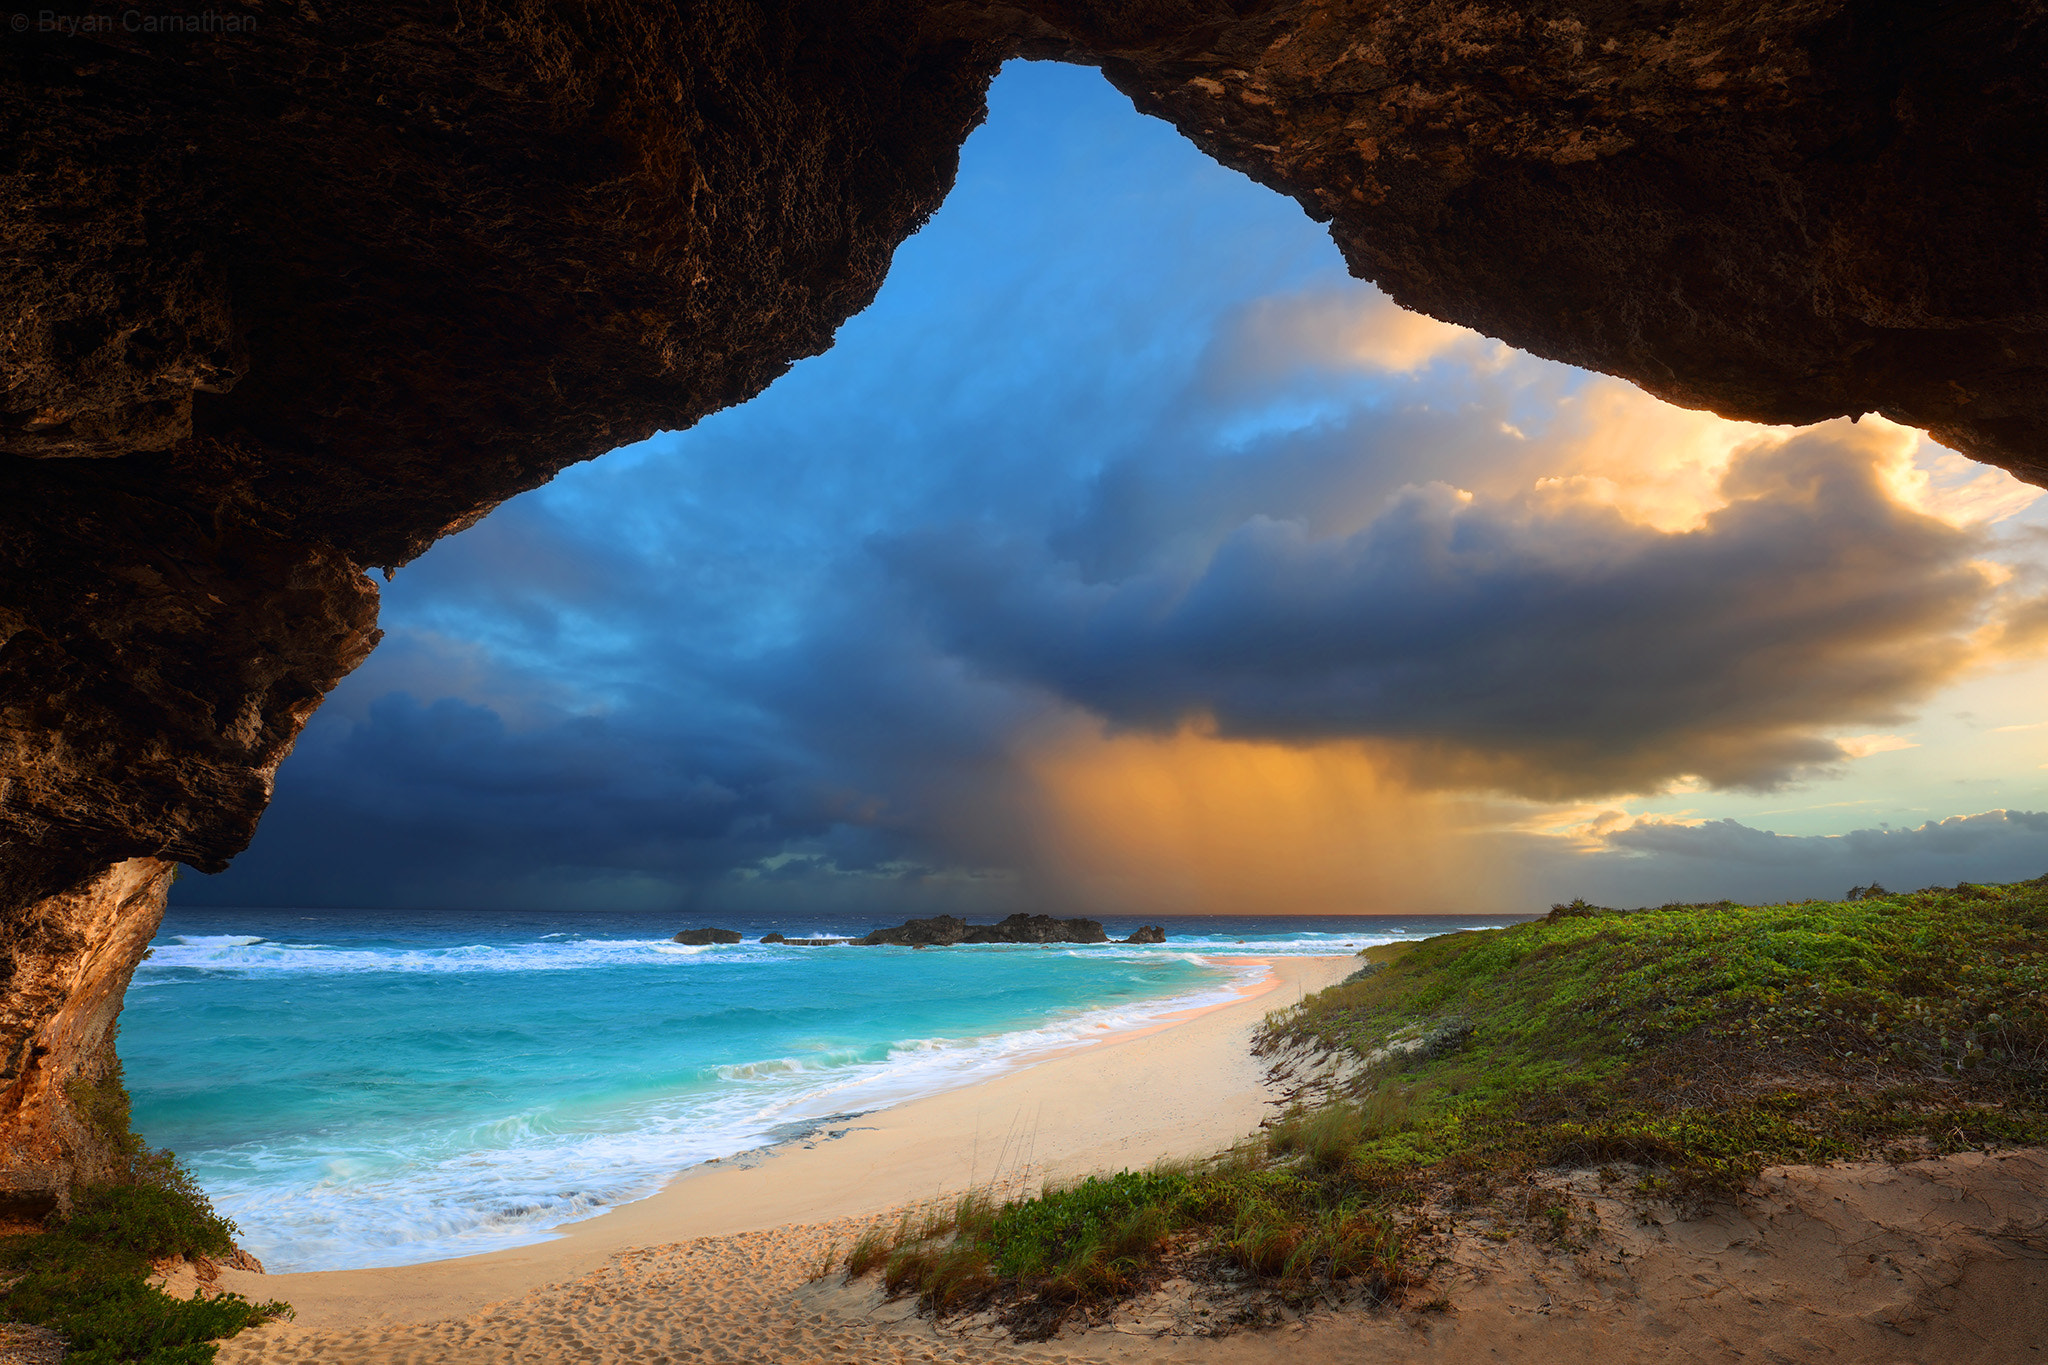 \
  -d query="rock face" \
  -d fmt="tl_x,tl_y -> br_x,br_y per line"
673,927 -> 744,946
760,933 -> 788,946
1121,925 -> 1167,945
854,913 -> 1110,946
2,1 -> 2044,1203
0,859 -> 173,1218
